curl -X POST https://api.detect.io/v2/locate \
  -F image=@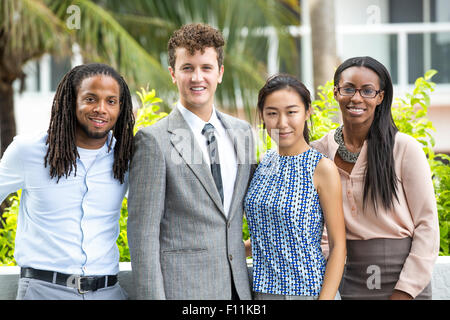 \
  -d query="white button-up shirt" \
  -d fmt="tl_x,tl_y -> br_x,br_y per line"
0,132 -> 127,275
177,102 -> 238,217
